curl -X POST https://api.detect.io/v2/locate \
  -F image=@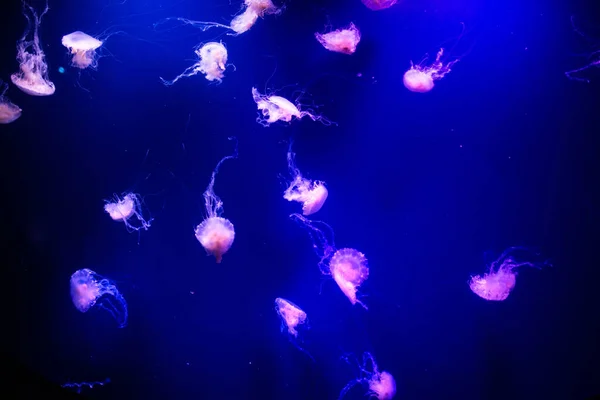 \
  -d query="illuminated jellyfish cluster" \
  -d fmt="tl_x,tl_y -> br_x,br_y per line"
0,81 -> 22,124
161,42 -> 230,86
